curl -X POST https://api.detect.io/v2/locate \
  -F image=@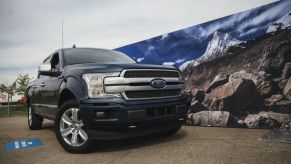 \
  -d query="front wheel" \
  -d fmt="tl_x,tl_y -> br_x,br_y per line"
55,100 -> 94,153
